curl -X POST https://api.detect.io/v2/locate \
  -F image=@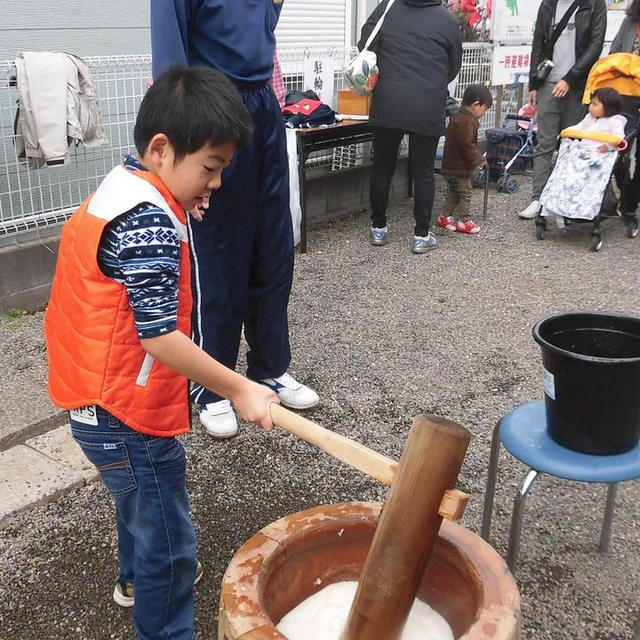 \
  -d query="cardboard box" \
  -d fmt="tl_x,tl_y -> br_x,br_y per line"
337,90 -> 371,116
